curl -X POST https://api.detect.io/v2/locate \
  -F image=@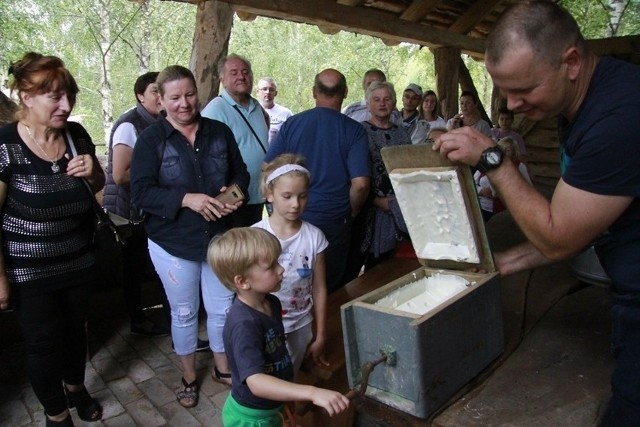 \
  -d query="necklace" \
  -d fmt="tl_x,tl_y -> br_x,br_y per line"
22,123 -> 61,173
